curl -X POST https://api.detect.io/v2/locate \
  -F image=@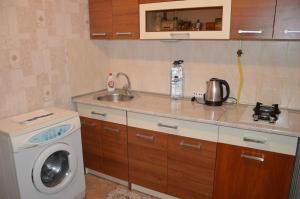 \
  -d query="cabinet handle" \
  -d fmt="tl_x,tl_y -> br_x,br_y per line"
81,121 -> 96,128
170,33 -> 190,37
92,32 -> 107,36
91,111 -> 107,117
241,153 -> 264,162
284,30 -> 300,34
116,32 -> 133,36
238,30 -> 263,34
243,137 -> 266,144
180,141 -> 201,150
136,133 -> 155,142
157,123 -> 178,130
103,127 -> 120,133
